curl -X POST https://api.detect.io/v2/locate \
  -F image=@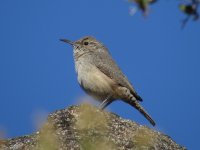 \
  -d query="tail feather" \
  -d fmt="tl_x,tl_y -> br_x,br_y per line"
126,99 -> 156,126
134,93 -> 143,102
